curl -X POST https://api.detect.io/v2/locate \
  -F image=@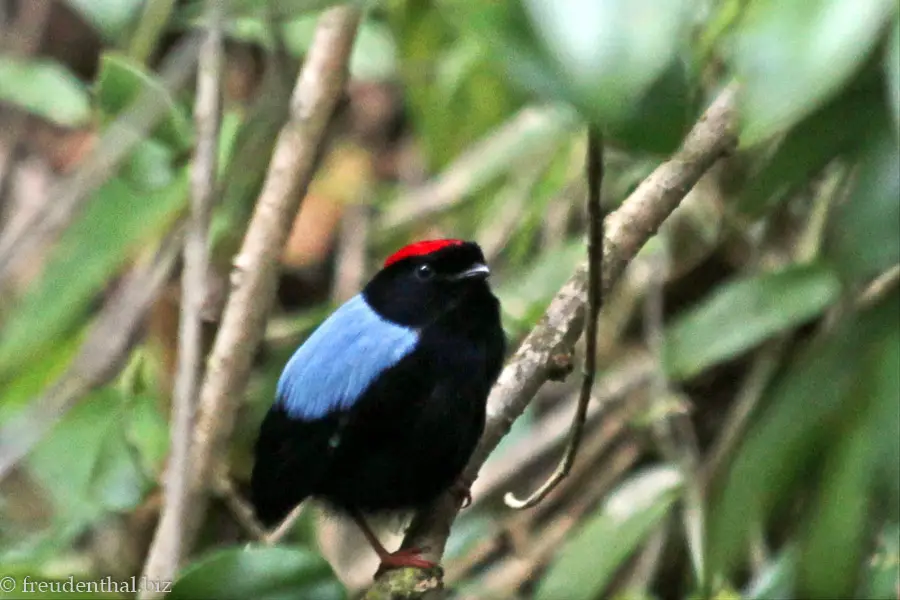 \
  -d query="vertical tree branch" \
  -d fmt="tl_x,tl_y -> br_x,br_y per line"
172,2 -> 360,568
0,0 -> 52,205
140,1 -> 224,591
332,201 -> 372,304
